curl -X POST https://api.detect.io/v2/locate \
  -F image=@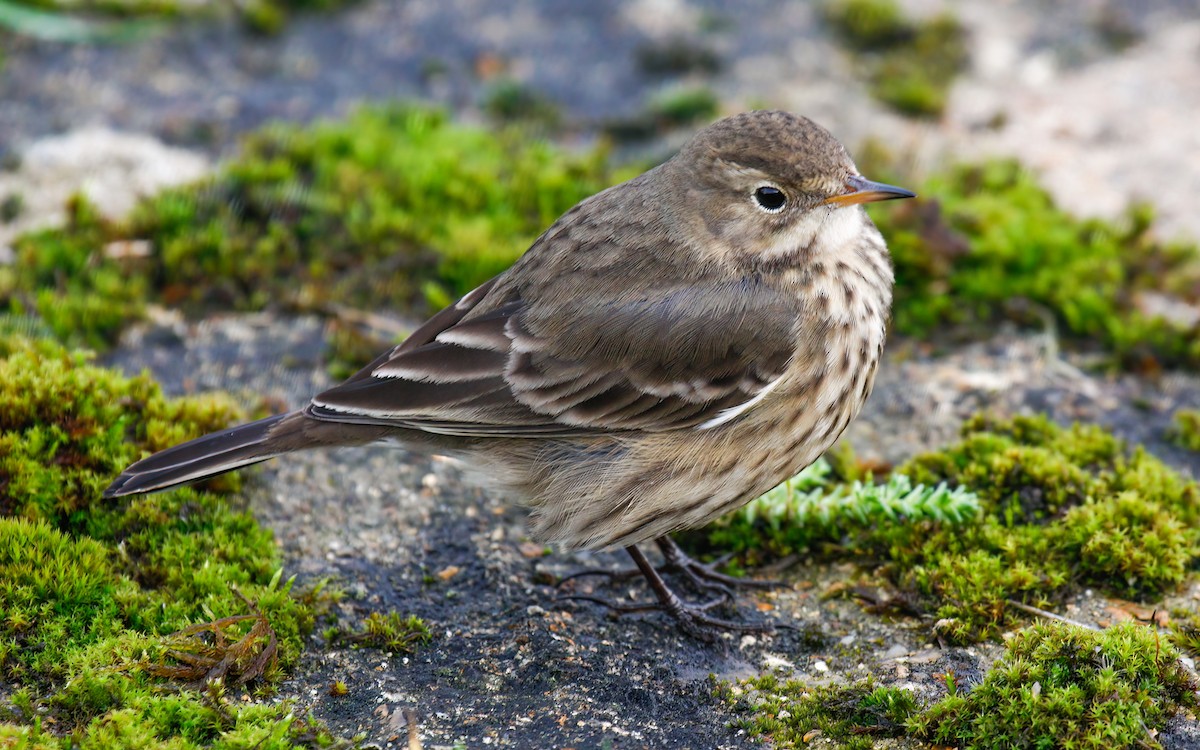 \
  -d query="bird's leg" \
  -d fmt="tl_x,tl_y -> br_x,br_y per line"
654,537 -> 784,592
624,545 -> 775,641
556,536 -> 781,595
